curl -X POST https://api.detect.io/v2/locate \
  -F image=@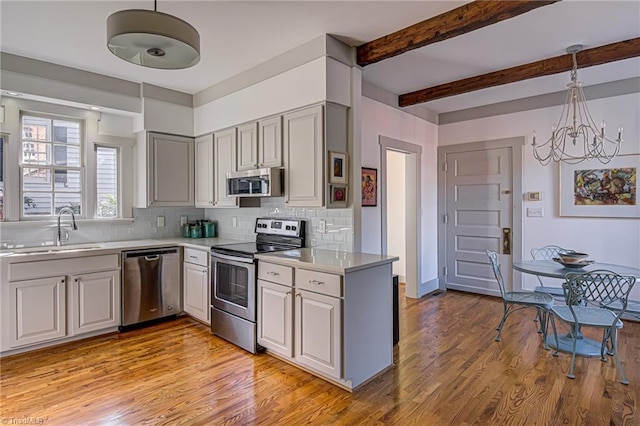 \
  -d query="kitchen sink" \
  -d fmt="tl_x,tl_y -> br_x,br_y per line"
10,243 -> 104,254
